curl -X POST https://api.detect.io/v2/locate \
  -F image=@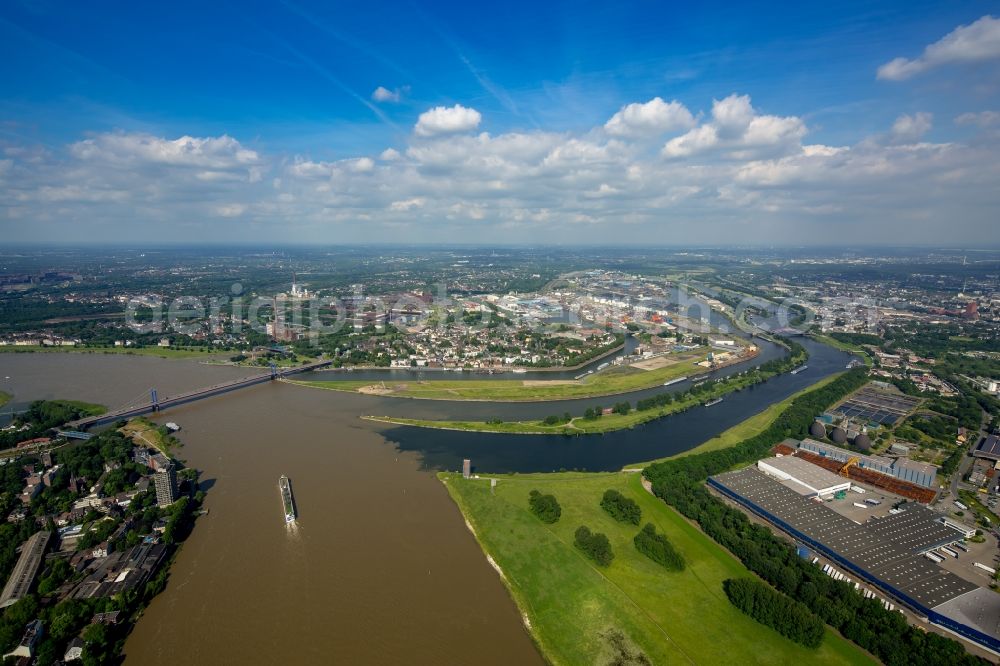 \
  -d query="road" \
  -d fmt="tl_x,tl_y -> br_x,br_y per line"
948,409 -> 990,501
